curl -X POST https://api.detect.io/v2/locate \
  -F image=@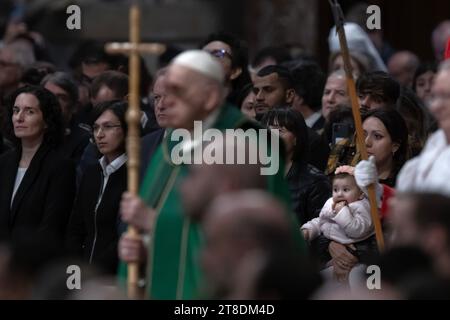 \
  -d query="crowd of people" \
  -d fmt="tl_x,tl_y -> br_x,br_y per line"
1,3 -> 450,300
